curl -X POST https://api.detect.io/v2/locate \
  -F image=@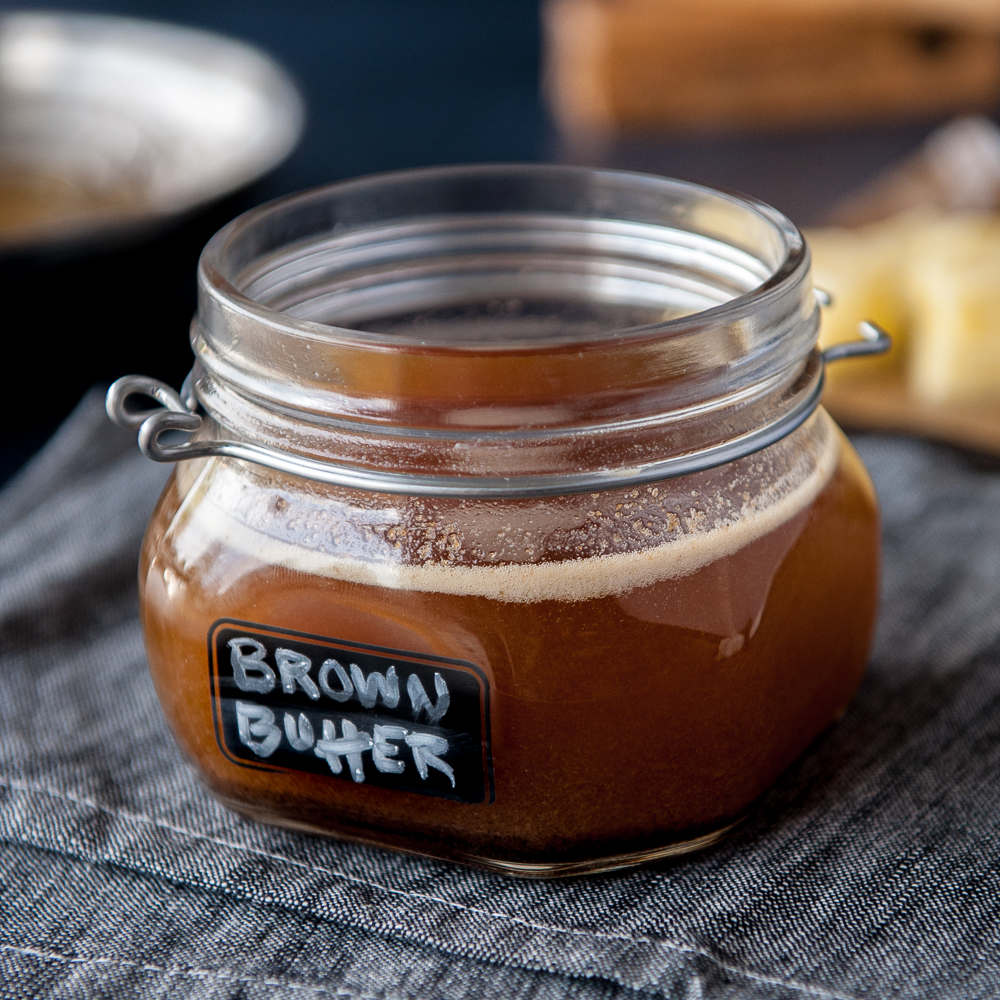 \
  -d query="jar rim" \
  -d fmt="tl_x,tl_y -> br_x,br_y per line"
170,163 -> 831,495
110,165 -> 890,494
198,162 -> 808,351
